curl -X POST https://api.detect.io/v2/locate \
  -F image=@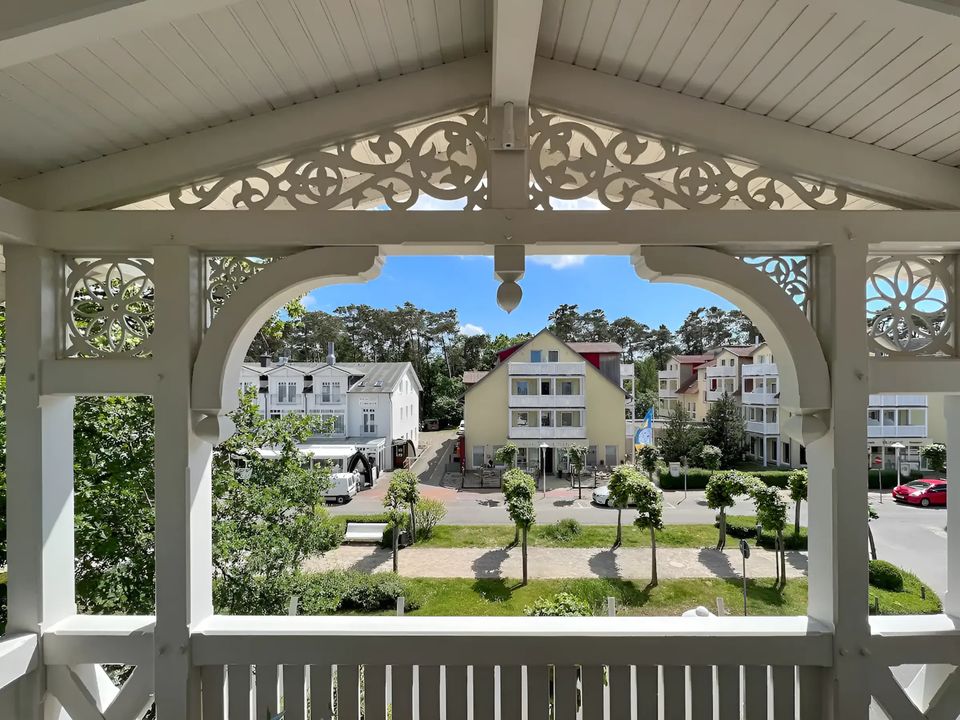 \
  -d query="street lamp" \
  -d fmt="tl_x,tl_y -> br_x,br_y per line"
539,442 -> 549,494
890,442 -> 906,487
